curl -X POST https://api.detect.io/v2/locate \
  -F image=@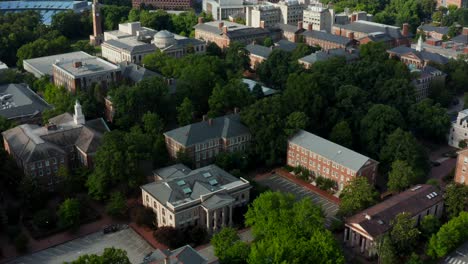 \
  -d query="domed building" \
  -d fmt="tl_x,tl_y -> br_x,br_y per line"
153,30 -> 177,49
101,22 -> 206,64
